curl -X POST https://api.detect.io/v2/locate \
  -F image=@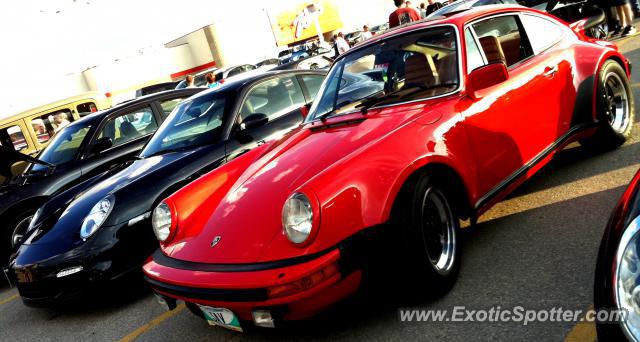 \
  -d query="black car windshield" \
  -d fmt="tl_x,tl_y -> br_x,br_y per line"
32,122 -> 92,171
140,93 -> 227,157
307,26 -> 459,121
